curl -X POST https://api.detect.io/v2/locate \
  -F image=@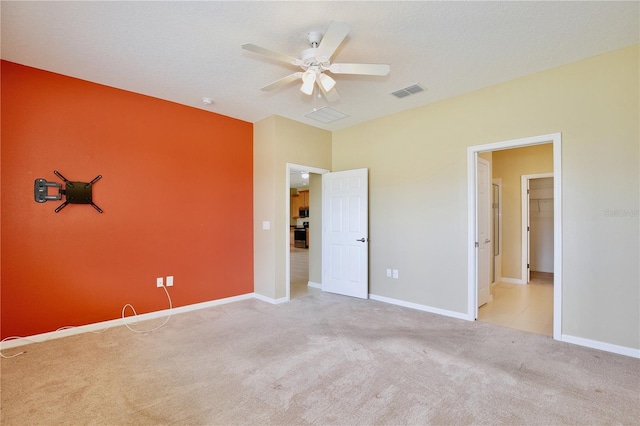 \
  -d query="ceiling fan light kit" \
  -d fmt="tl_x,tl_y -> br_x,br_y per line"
319,73 -> 336,92
242,21 -> 390,102
300,70 -> 316,95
